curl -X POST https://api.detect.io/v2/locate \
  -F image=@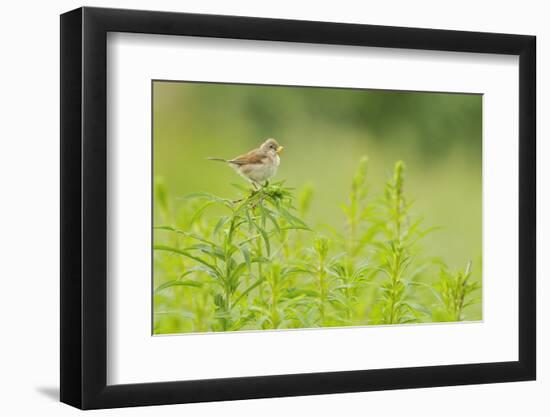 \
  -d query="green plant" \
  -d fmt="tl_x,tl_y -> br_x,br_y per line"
340,156 -> 379,258
369,161 -> 408,324
153,158 -> 481,334
372,161 -> 435,324
154,182 -> 310,332
432,261 -> 480,322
